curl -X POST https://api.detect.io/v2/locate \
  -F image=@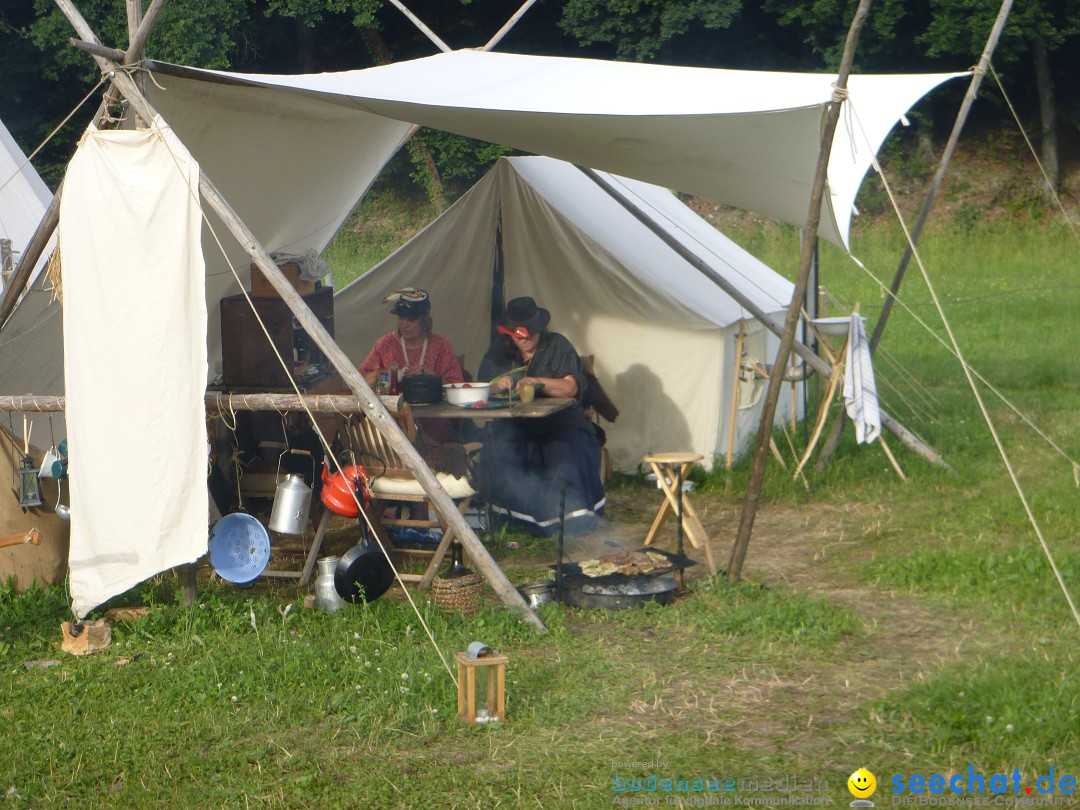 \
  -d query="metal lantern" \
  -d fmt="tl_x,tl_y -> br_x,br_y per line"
17,455 -> 43,509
